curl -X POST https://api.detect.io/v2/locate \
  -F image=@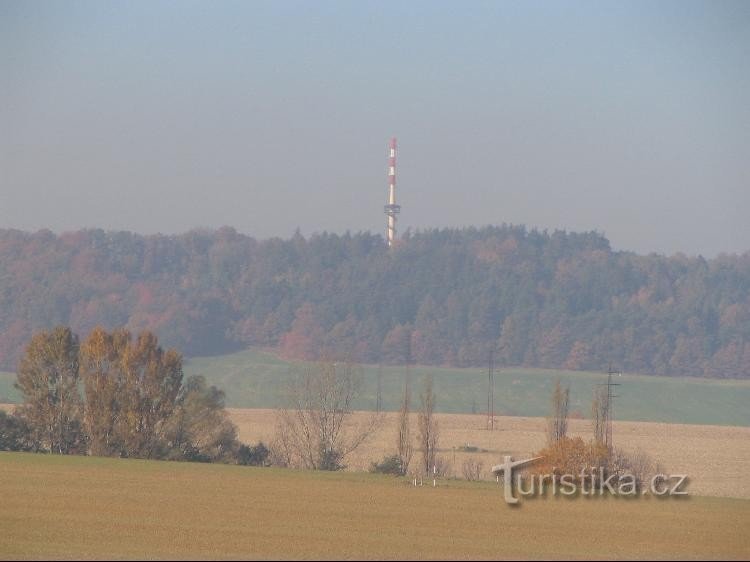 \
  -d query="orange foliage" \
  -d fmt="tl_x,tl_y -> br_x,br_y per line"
531,436 -> 609,479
